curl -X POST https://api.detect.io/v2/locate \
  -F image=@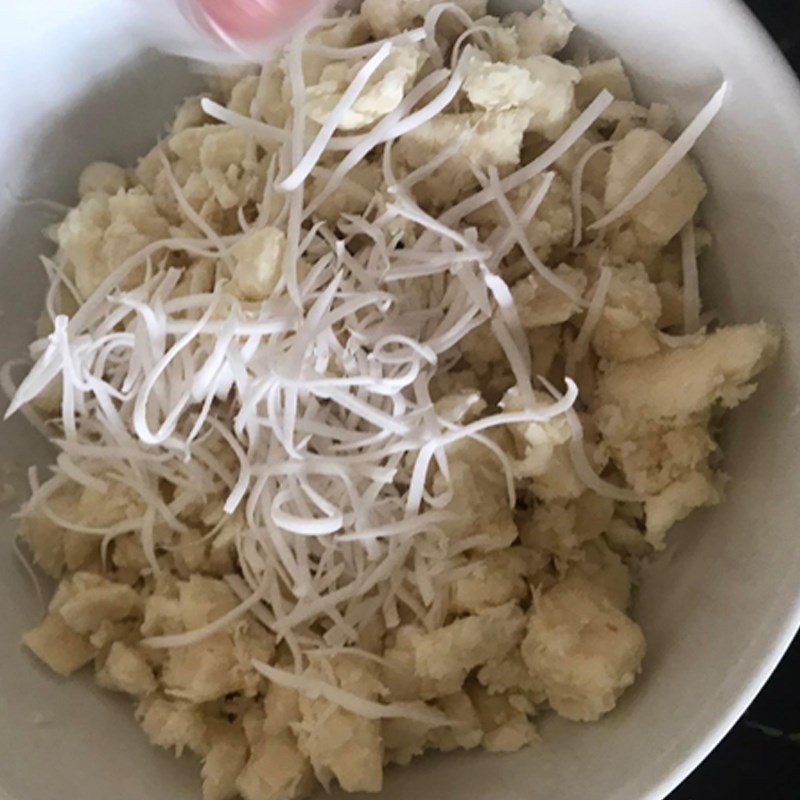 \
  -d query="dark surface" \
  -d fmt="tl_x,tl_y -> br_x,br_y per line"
668,2 -> 800,798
